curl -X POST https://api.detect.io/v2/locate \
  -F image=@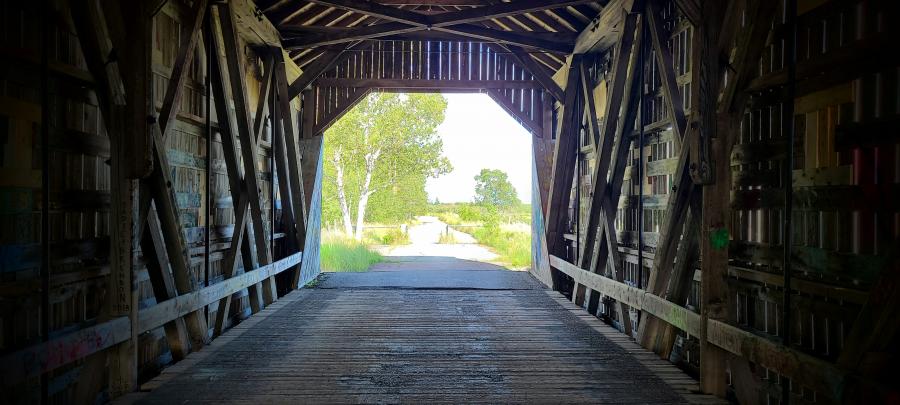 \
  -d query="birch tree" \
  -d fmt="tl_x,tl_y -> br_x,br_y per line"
323,93 -> 450,239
